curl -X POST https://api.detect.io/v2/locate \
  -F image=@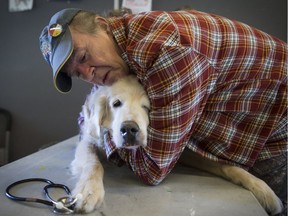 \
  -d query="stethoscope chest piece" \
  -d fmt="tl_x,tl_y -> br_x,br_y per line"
53,196 -> 76,214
